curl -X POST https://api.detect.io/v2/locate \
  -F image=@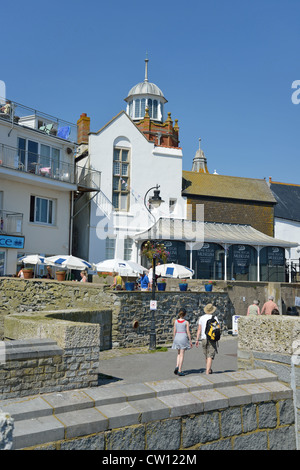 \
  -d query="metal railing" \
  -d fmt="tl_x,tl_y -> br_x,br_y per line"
0,142 -> 102,191
76,165 -> 101,191
0,142 -> 75,184
0,97 -> 77,143
0,210 -> 23,235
